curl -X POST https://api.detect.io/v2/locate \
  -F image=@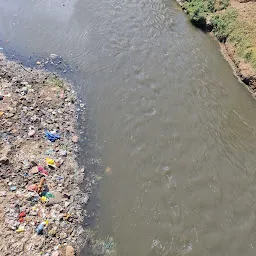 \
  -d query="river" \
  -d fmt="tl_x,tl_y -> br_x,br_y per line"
1,0 -> 256,255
